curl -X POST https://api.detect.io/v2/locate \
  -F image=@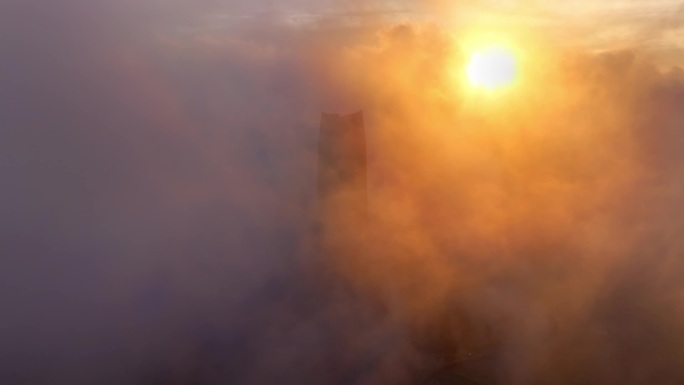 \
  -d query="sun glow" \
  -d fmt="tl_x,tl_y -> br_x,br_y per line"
465,46 -> 518,90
